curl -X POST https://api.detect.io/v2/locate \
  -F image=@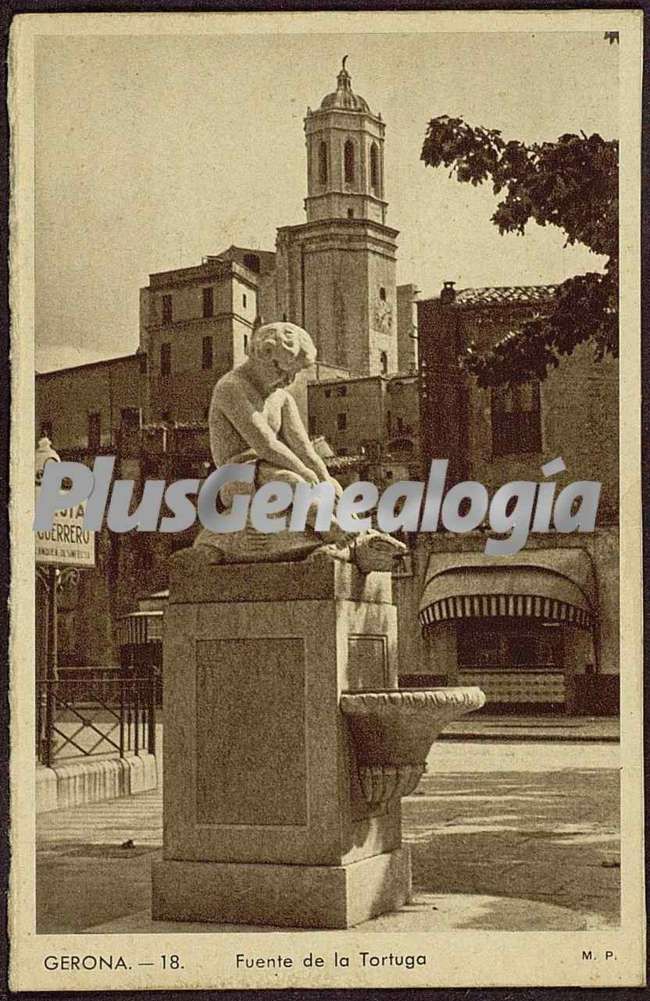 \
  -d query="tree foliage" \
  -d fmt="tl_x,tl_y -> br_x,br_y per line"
421,116 -> 618,386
